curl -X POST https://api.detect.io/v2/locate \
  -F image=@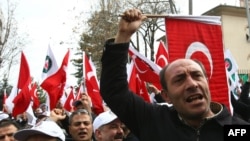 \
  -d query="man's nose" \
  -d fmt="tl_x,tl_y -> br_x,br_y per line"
186,76 -> 198,90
